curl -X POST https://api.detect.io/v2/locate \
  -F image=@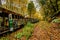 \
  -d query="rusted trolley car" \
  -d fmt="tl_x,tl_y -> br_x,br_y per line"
0,7 -> 26,35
